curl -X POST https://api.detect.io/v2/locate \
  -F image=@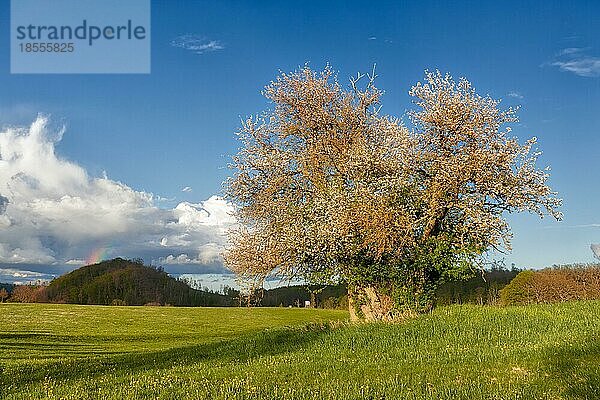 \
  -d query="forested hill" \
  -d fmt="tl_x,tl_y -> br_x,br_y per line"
45,258 -> 231,306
